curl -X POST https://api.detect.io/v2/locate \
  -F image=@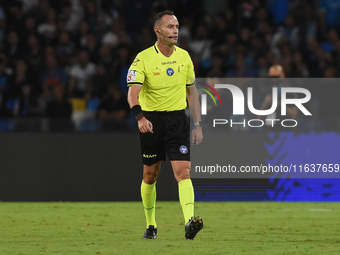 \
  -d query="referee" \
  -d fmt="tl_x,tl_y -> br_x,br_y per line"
127,10 -> 203,240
